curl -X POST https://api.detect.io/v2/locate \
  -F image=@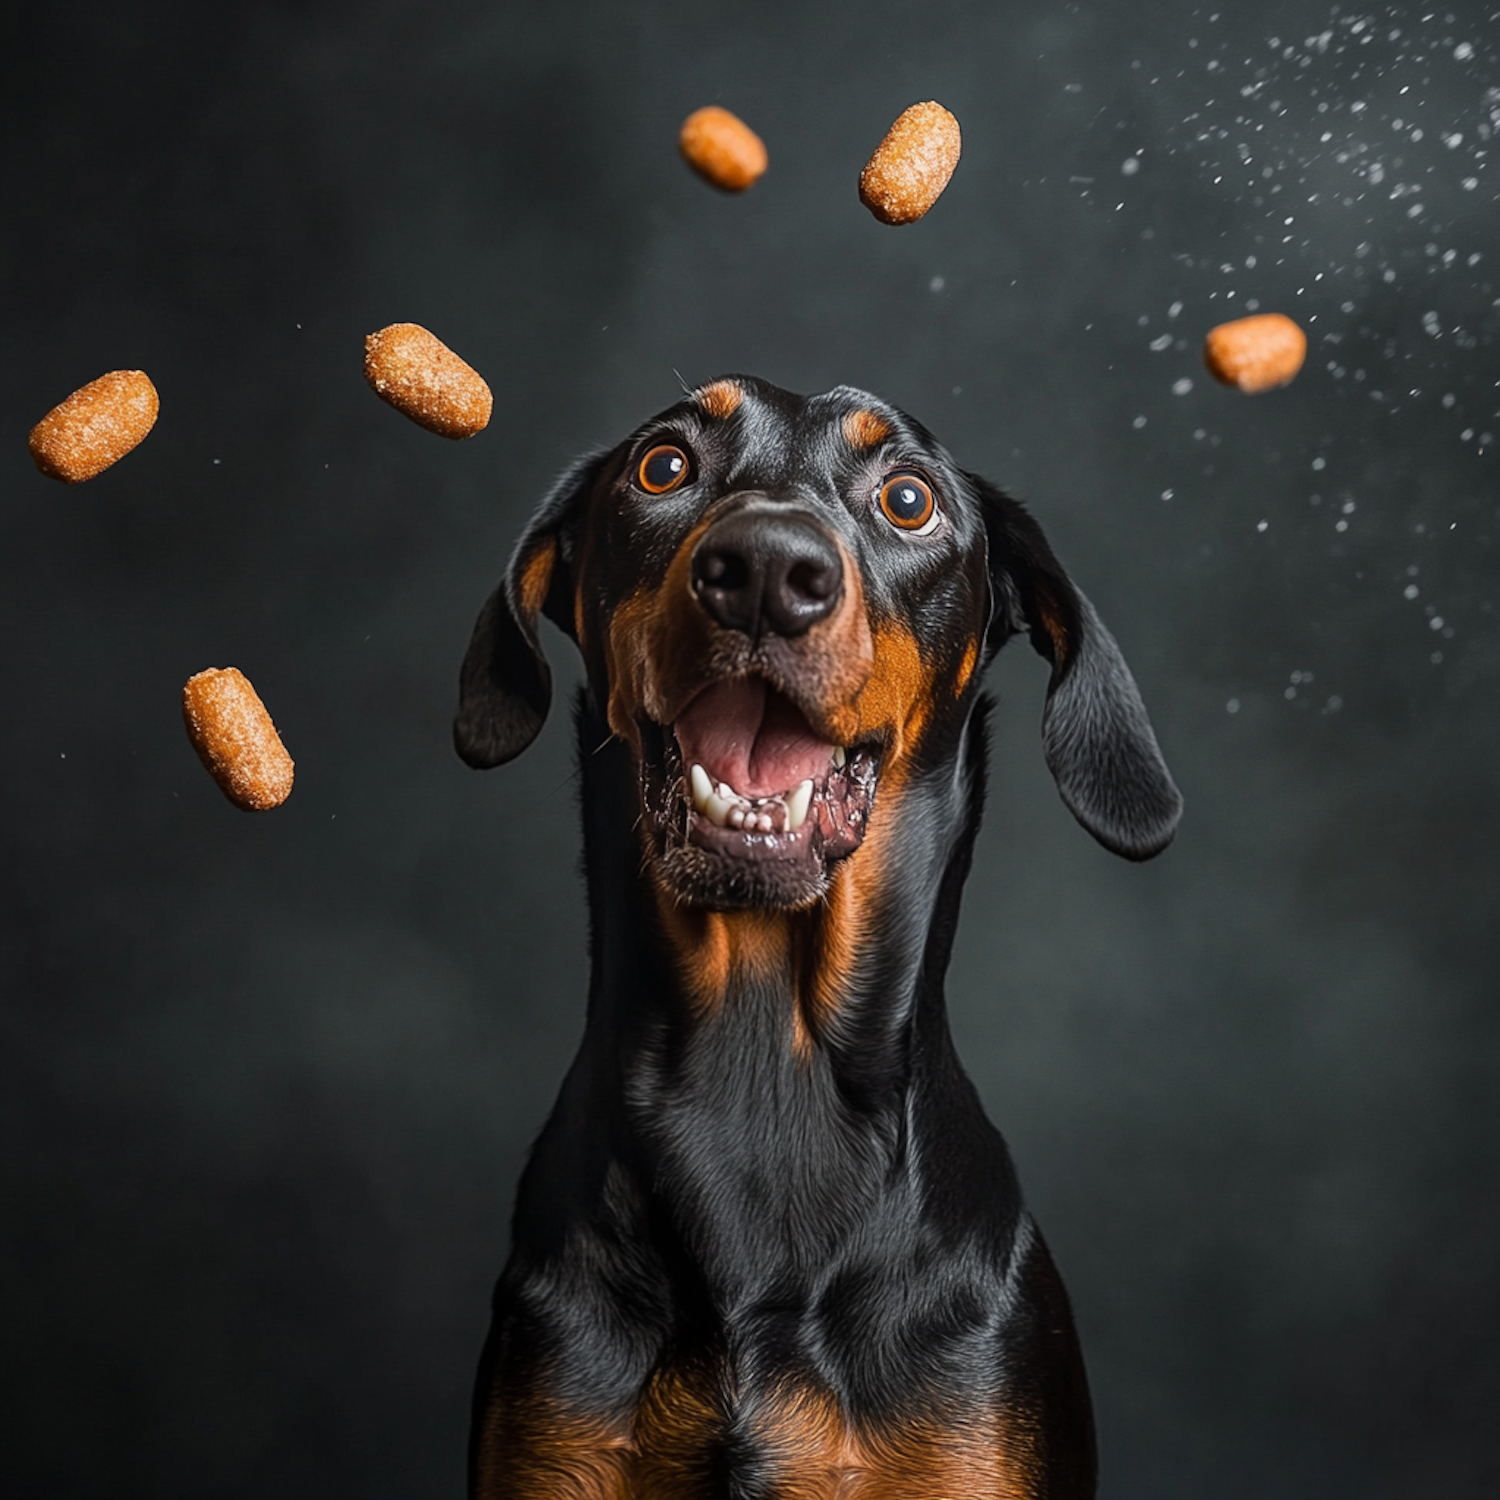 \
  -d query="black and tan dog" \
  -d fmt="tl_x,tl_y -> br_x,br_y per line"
454,375 -> 1181,1499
